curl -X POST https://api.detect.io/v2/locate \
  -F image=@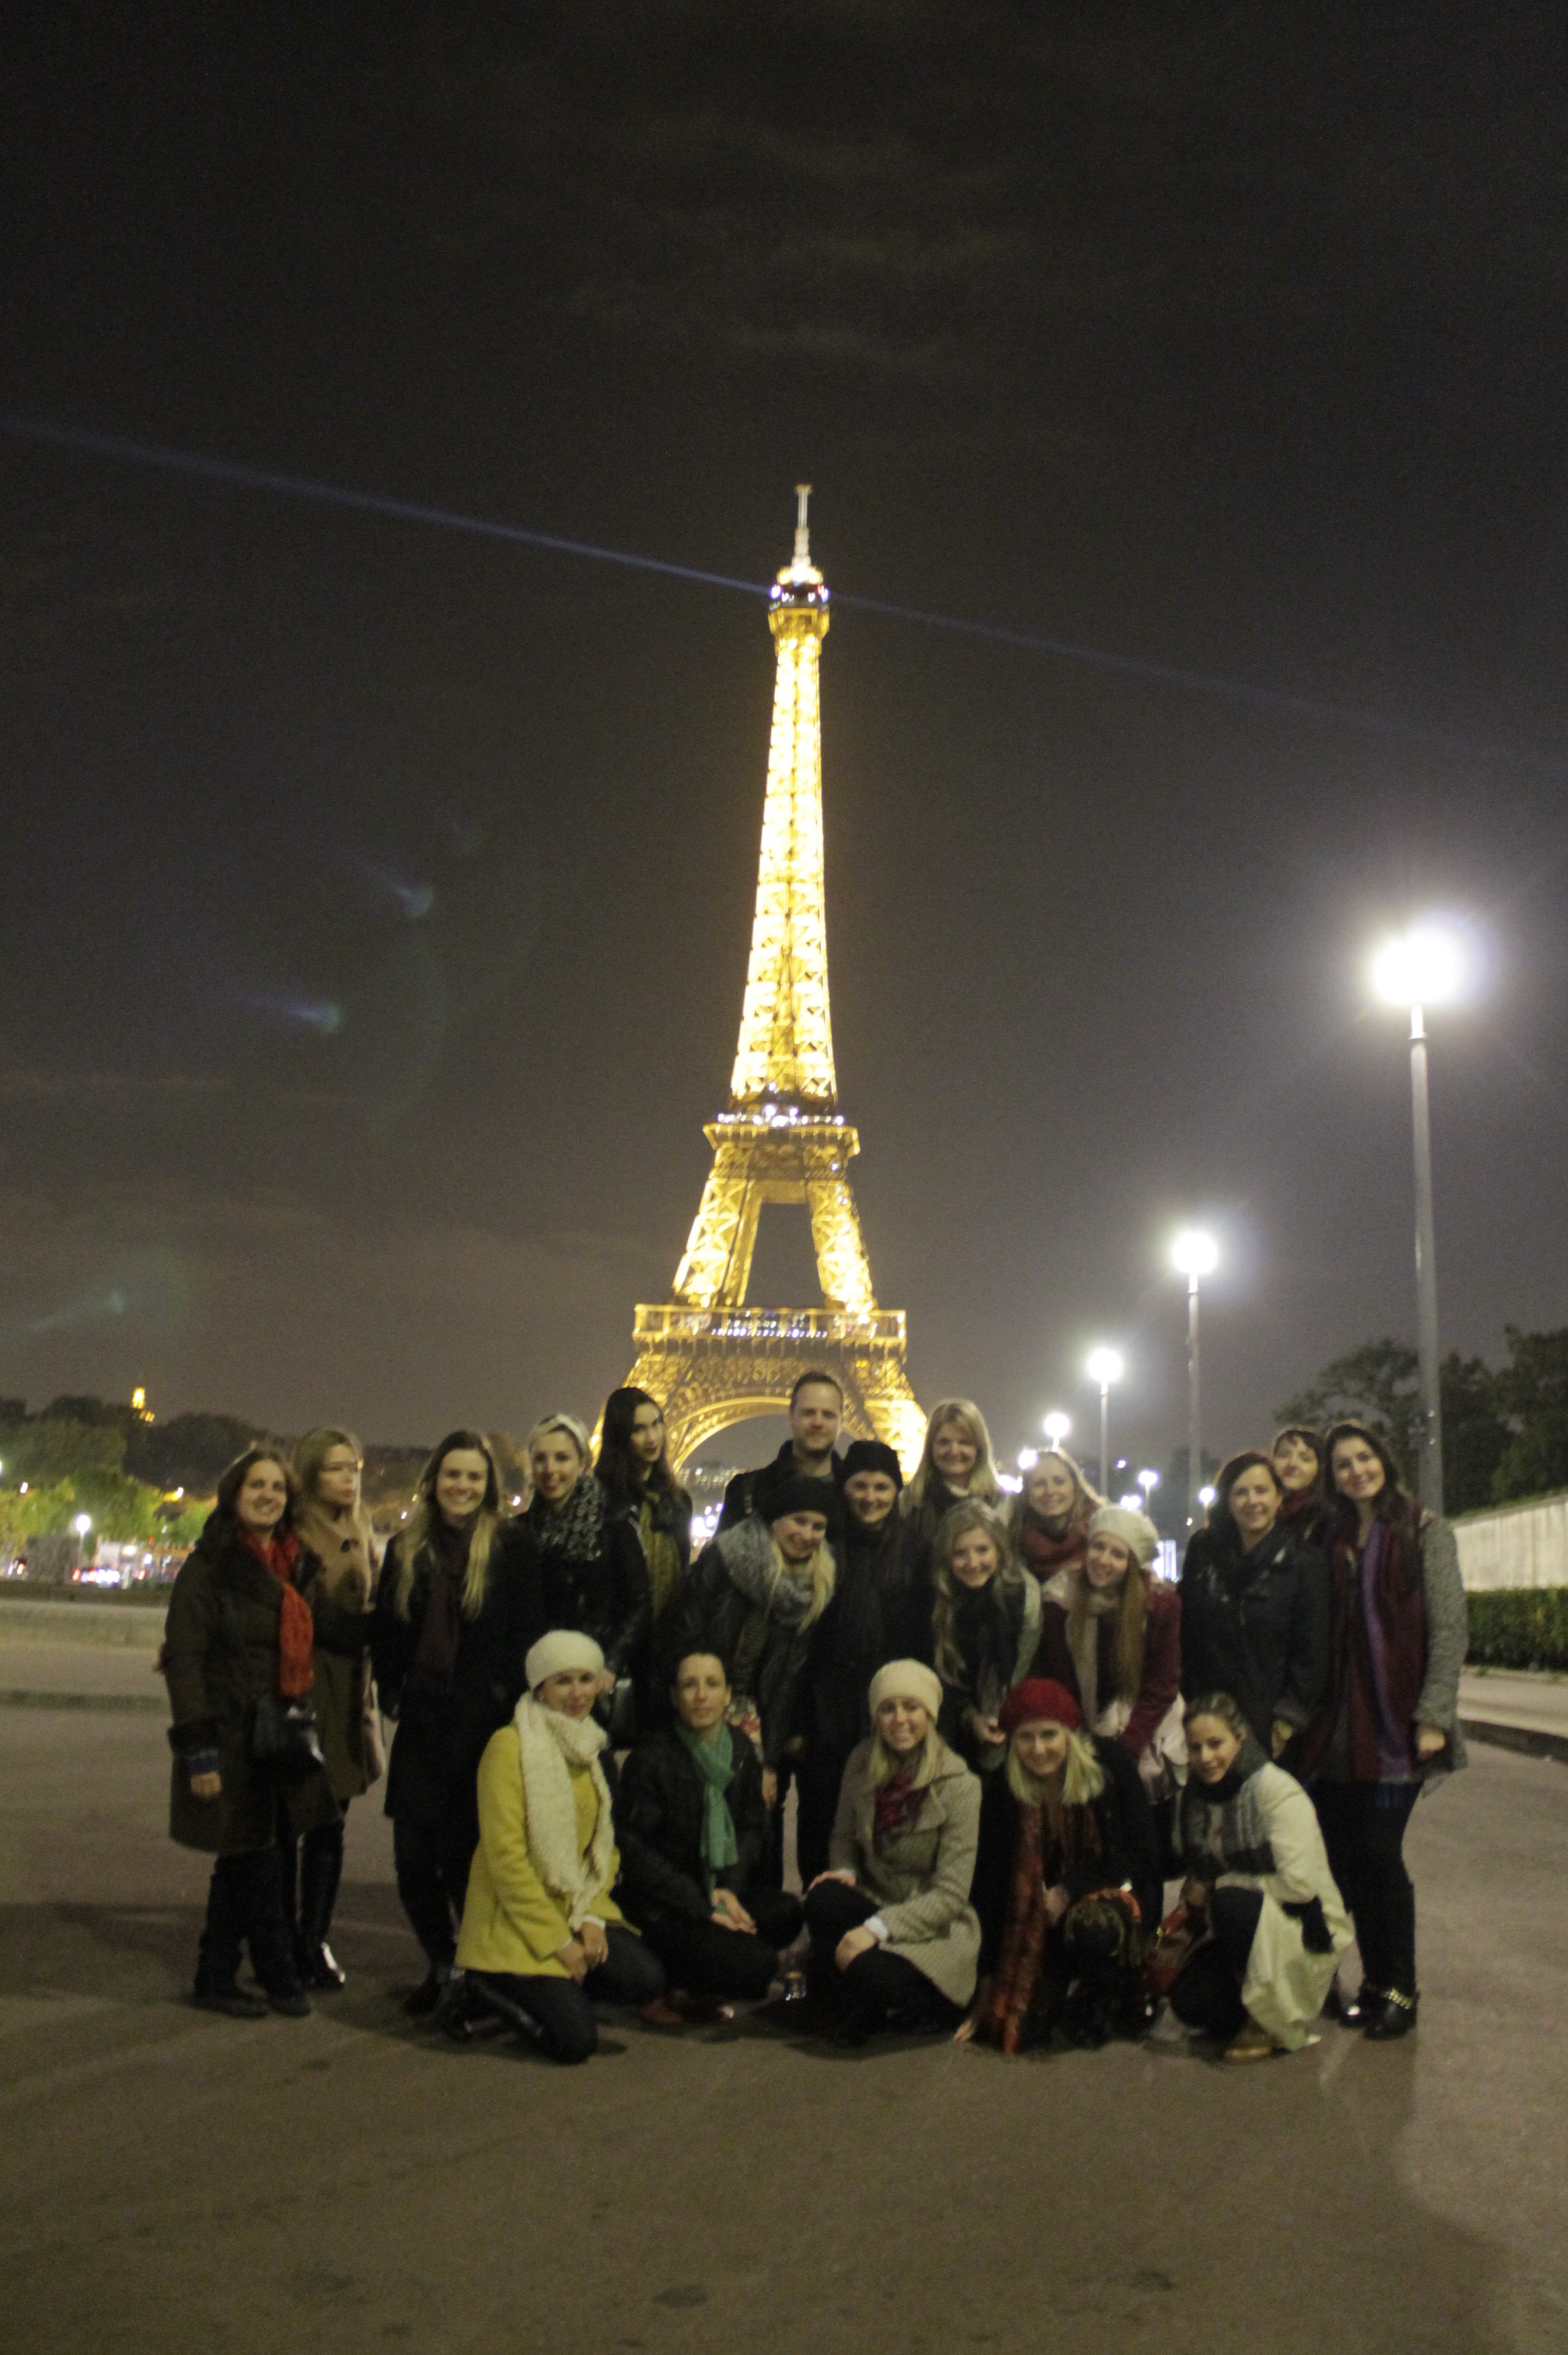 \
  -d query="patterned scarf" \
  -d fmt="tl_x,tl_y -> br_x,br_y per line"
513,1692 -> 615,1934
1178,1735 -> 1274,1875
988,1791 -> 1105,2052
530,1471 -> 609,1560
872,1759 -> 928,1852
716,1513 -> 818,1630
676,1720 -> 739,1894
241,1528 -> 315,1698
